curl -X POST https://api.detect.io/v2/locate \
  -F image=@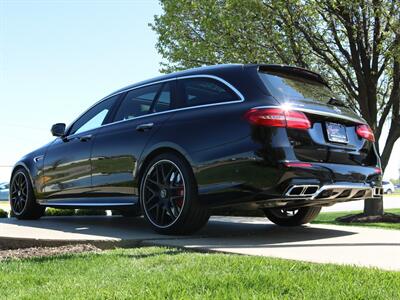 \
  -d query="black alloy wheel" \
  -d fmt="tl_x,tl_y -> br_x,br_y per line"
10,169 -> 45,219
142,159 -> 186,227
10,171 -> 28,215
141,153 -> 209,235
